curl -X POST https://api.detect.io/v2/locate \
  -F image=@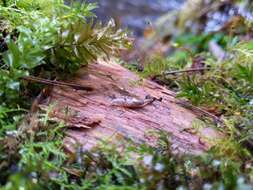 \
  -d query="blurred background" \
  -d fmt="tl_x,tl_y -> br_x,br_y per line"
86,0 -> 253,37
87,0 -> 184,36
